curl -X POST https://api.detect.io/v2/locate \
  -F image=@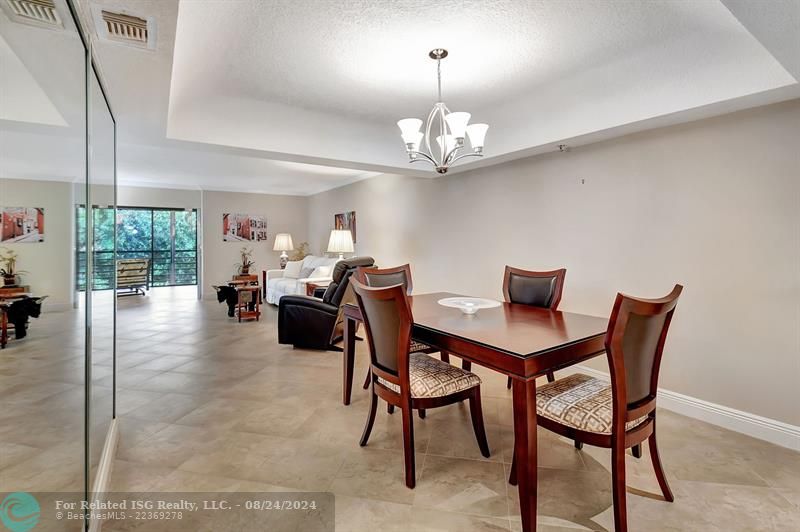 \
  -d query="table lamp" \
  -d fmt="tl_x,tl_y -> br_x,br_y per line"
273,233 -> 294,269
327,229 -> 354,260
